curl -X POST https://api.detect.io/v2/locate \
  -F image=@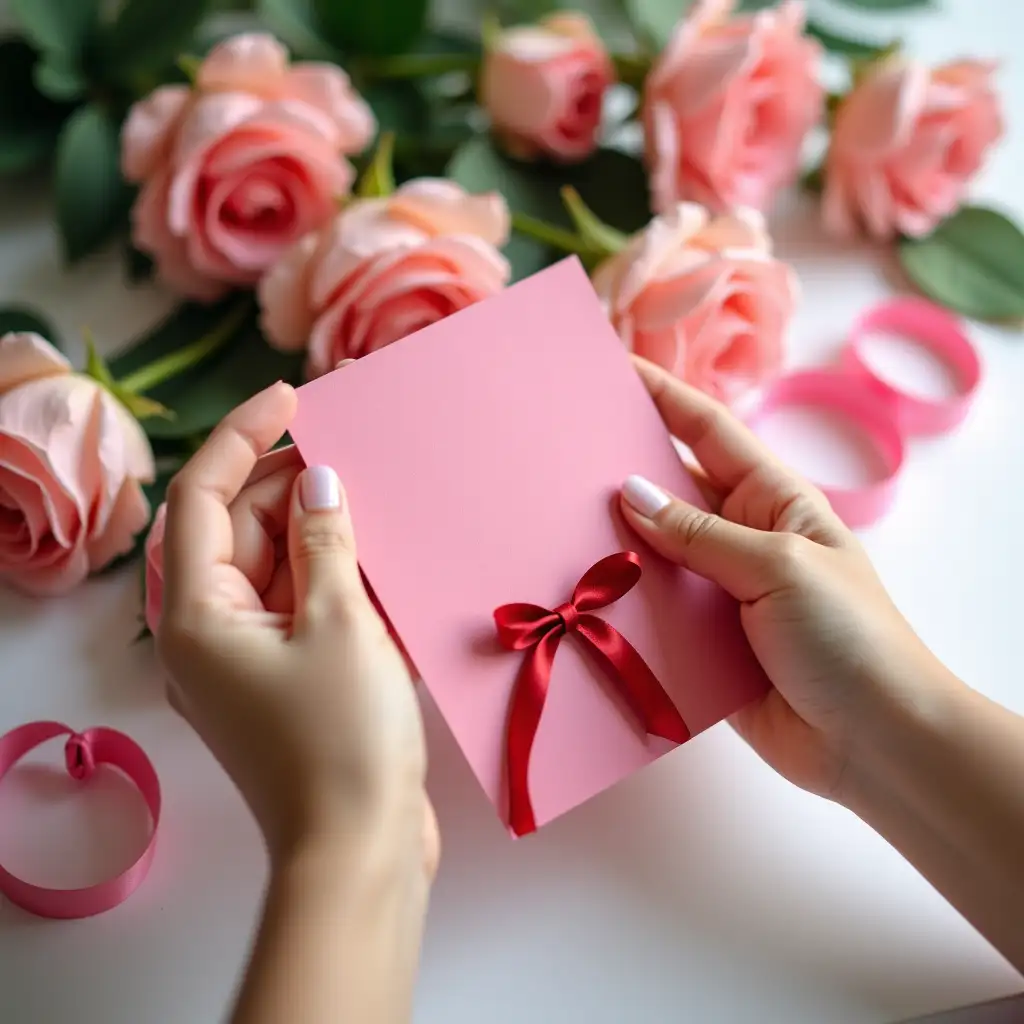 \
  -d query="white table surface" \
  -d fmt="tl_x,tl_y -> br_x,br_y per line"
2,2 -> 1024,1021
